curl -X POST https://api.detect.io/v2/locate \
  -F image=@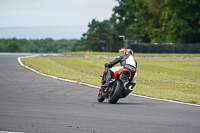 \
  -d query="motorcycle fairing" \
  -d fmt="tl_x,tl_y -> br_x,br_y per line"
112,68 -> 131,79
